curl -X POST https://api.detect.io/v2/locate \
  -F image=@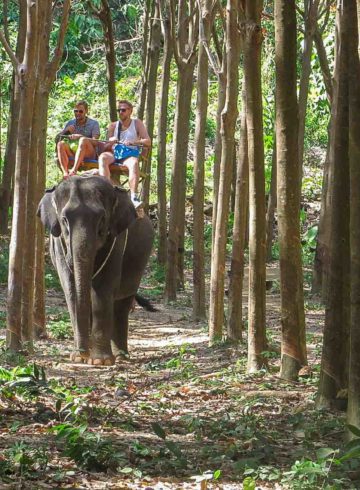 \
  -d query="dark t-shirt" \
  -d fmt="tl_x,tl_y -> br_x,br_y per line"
64,117 -> 100,138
